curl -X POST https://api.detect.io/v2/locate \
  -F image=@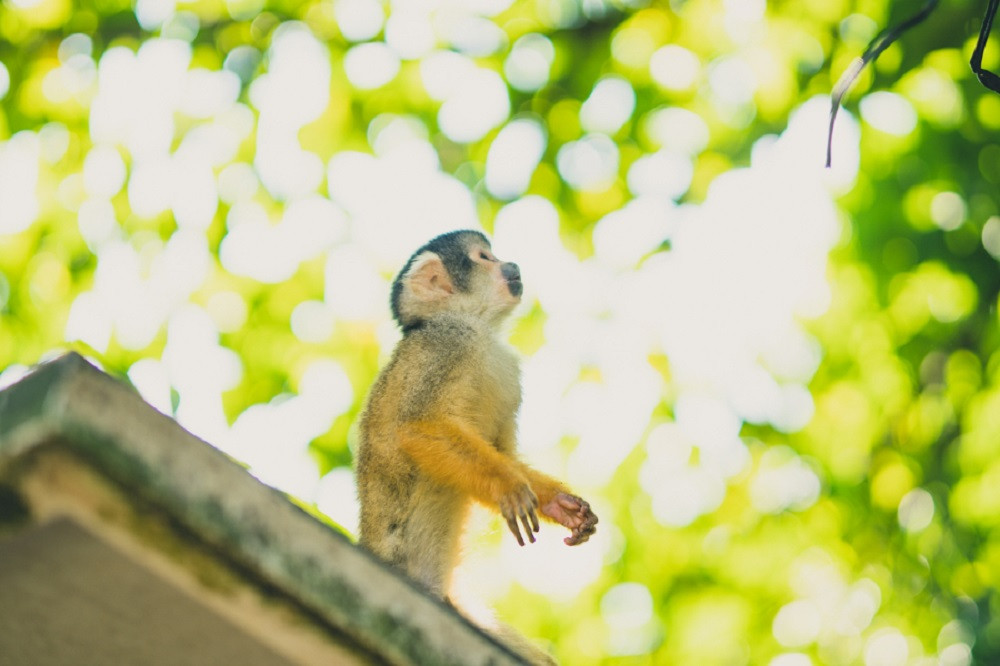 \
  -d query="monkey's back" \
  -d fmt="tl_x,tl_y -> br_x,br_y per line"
356,316 -> 498,593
